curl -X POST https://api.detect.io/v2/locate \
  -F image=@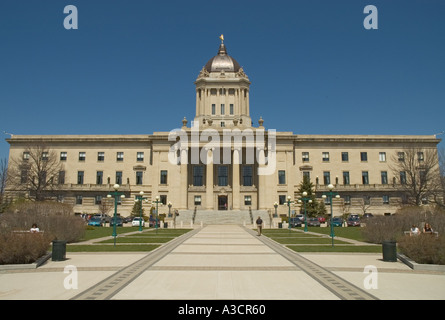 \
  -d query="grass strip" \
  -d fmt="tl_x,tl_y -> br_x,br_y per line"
67,244 -> 160,252
286,245 -> 382,253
